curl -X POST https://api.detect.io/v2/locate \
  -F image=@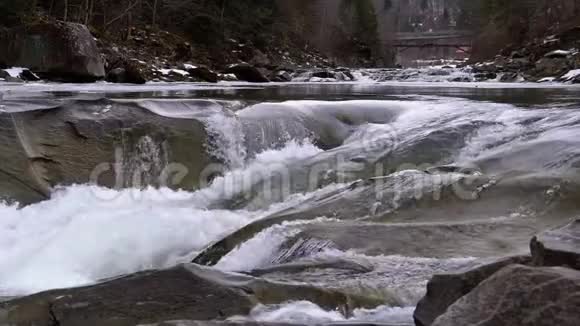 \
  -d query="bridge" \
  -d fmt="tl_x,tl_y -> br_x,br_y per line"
391,30 -> 474,54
